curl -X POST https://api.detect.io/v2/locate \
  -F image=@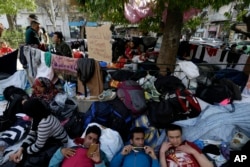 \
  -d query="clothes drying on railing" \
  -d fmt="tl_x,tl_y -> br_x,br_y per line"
18,46 -> 104,97
51,54 -> 78,77
191,44 -> 249,72
19,46 -> 41,80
